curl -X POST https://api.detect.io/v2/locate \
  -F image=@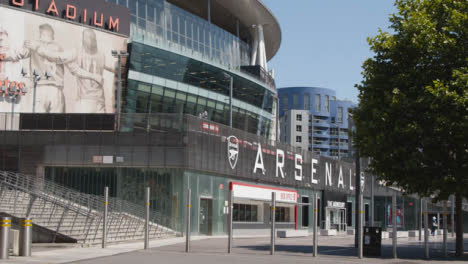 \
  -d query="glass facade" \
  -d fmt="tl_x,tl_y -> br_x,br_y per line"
124,79 -> 272,137
106,0 -> 250,69
128,43 -> 275,114
374,195 -> 421,231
